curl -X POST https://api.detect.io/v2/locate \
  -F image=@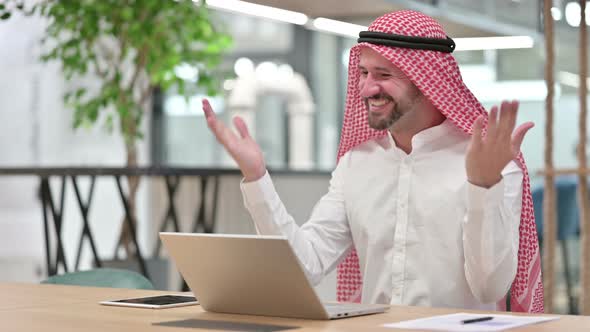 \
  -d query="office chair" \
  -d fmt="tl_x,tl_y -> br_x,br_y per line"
532,176 -> 580,314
